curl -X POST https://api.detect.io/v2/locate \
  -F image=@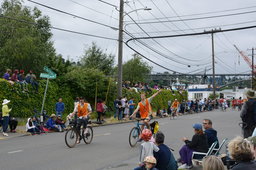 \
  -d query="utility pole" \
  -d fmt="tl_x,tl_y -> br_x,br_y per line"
204,28 -> 221,99
117,0 -> 124,98
211,31 -> 216,99
252,48 -> 254,89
